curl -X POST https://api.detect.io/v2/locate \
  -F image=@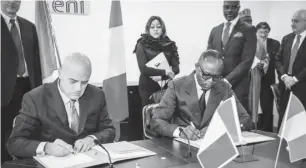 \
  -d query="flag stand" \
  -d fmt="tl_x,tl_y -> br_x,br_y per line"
234,123 -> 259,163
